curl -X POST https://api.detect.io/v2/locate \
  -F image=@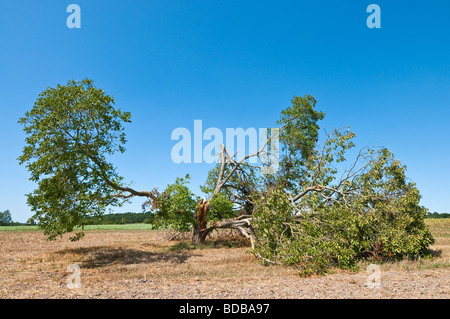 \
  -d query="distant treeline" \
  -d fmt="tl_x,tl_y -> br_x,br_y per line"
84,212 -> 156,225
426,212 -> 450,219
0,221 -> 26,226
2,210 -> 448,227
